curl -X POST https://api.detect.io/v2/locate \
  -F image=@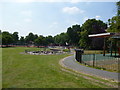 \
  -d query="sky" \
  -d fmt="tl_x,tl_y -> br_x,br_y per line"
0,0 -> 119,37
